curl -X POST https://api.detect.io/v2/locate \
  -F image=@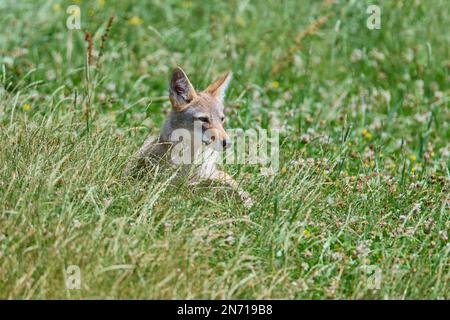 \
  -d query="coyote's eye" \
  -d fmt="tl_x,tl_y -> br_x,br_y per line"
197,116 -> 210,123
220,116 -> 225,123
